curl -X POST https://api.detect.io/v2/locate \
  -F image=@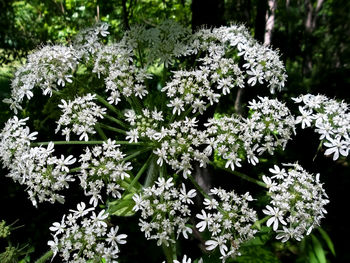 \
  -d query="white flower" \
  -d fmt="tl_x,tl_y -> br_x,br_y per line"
132,193 -> 144,211
126,128 -> 139,143
196,210 -> 212,232
173,254 -> 192,263
156,177 -> 174,191
90,210 -> 108,228
69,202 -> 94,218
296,106 -> 313,129
179,183 -> 197,204
263,163 -> 329,242
263,205 -> 287,231
133,178 -> 195,245
324,136 -> 348,160
49,215 -> 66,236
106,226 -> 128,246
269,165 -> 286,179
205,236 -> 228,256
